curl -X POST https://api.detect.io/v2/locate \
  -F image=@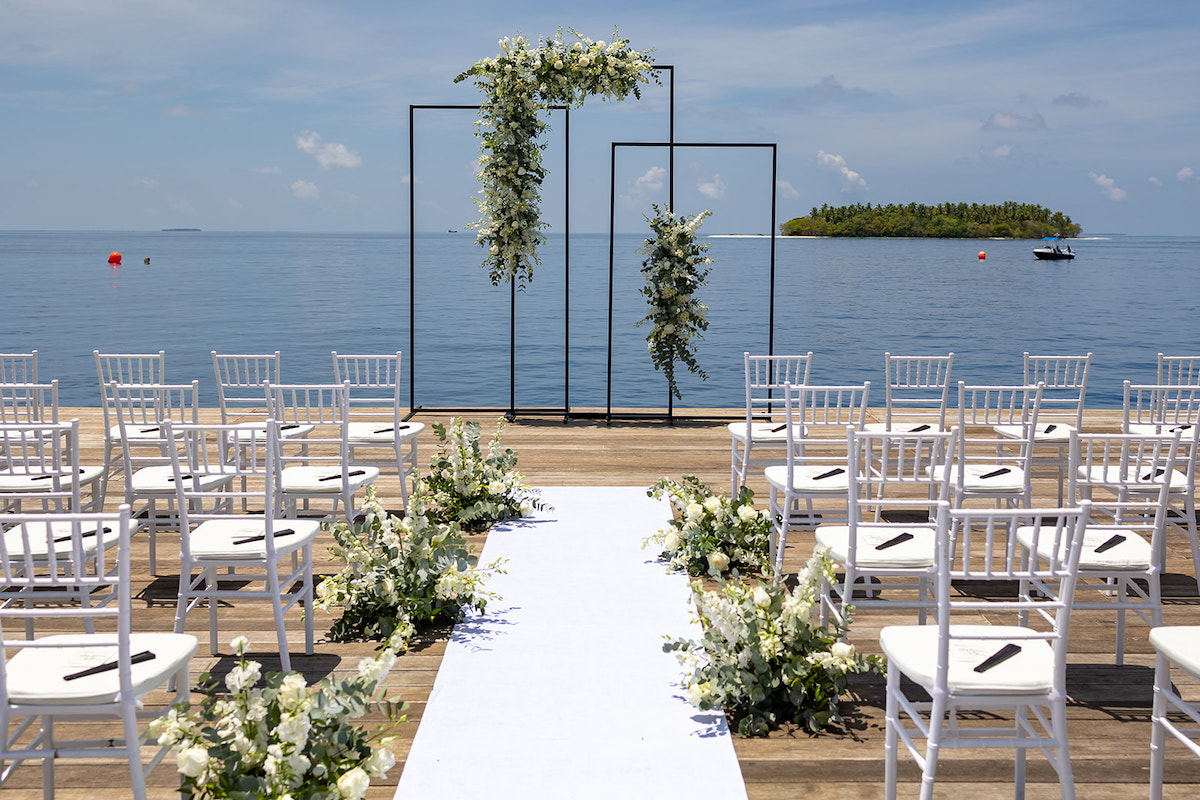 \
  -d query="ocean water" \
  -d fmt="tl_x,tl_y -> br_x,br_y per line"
2,230 -> 1197,410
